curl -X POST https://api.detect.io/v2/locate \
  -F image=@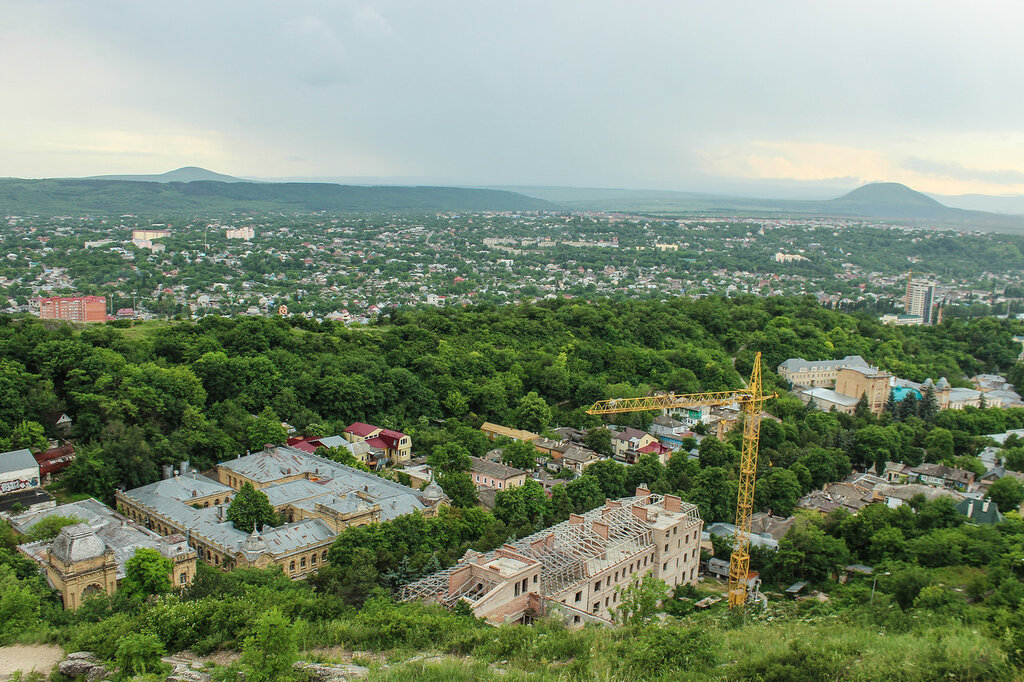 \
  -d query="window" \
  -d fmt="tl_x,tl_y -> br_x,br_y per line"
311,554 -> 318,565
574,615 -> 581,624
300,557 -> 306,568
575,591 -> 582,603
593,602 -> 599,613
323,551 -> 328,561
673,527 -> 677,535
605,597 -> 609,607
594,580 -> 602,592
515,583 -> 520,596
663,562 -> 669,572
533,575 -> 538,584
522,578 -> 528,592
643,557 -> 648,567
665,544 -> 669,552
180,572 -> 187,585
290,561 -> 295,572
614,571 -> 618,582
